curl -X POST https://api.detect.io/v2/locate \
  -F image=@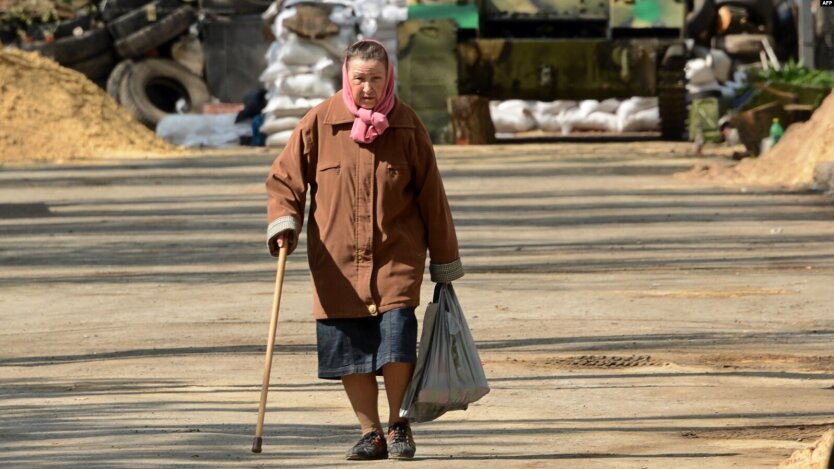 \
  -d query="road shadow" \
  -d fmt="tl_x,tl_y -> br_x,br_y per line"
2,152 -> 834,285
0,374 -> 756,468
